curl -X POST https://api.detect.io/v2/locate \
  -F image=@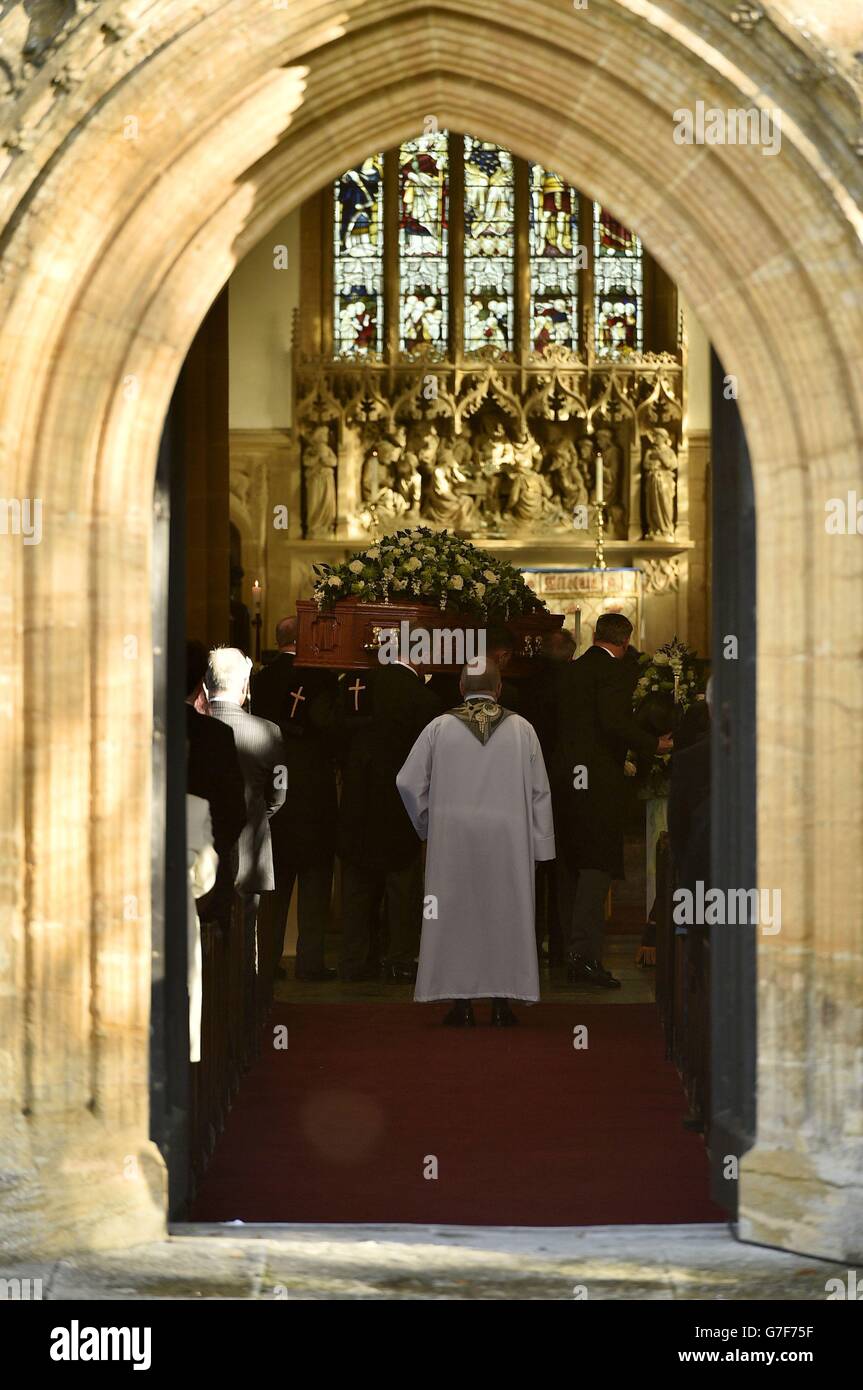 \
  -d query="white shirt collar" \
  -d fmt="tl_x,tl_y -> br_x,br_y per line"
393,659 -> 419,679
